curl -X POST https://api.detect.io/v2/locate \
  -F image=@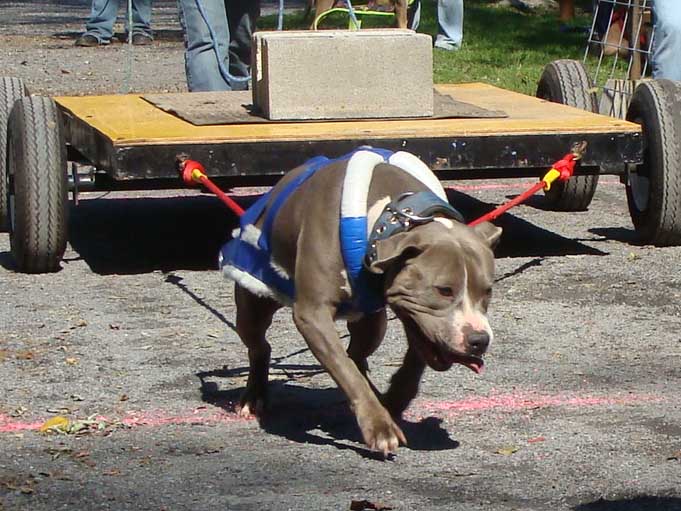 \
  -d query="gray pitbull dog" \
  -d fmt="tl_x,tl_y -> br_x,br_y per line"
221,150 -> 501,456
